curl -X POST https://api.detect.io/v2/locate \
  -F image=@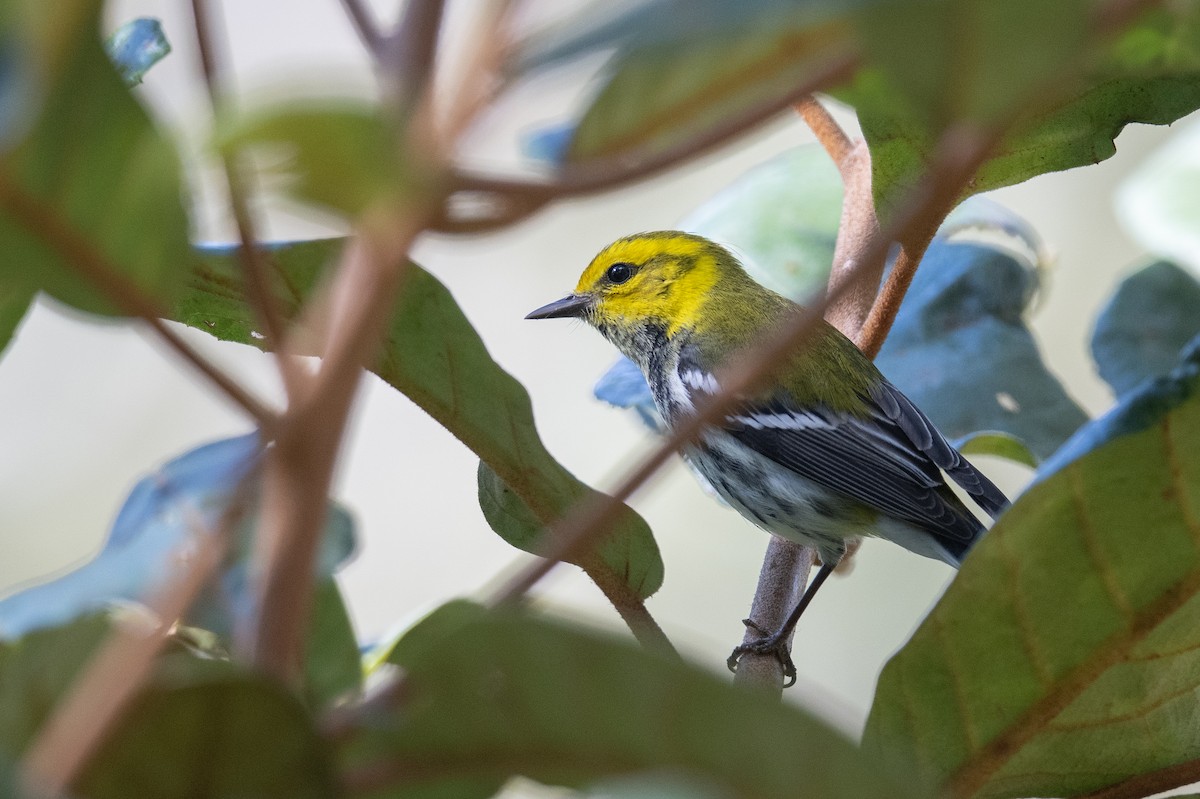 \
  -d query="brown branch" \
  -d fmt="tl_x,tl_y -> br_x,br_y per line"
1075,758 -> 1200,799
732,539 -> 814,691
190,0 -> 302,397
0,171 -> 279,429
795,96 -> 852,163
338,0 -> 385,55
379,0 -> 446,115
431,52 -> 862,234
245,0 -> 449,686
21,480 -> 254,795
857,226 -> 940,359
248,216 -> 422,682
